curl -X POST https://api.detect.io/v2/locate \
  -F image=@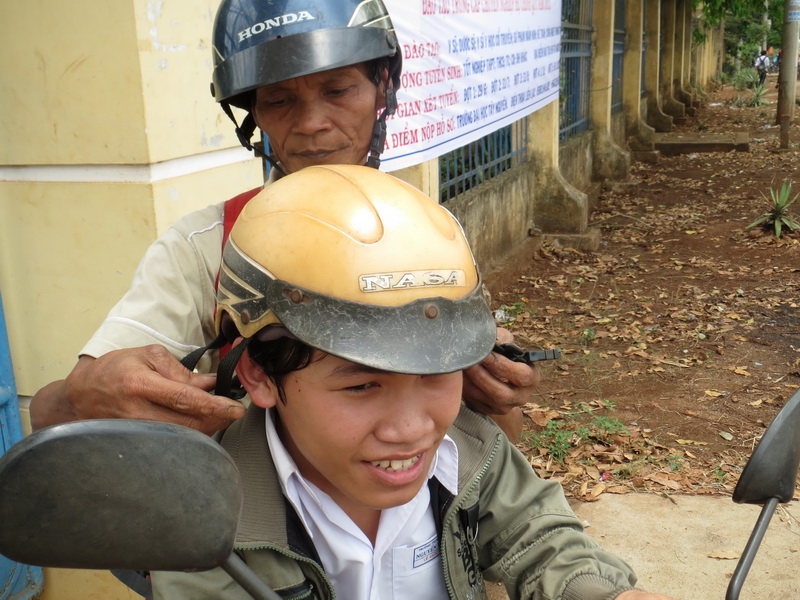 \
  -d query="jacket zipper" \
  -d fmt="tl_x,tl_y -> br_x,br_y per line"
440,432 -> 502,599
234,543 -> 336,600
